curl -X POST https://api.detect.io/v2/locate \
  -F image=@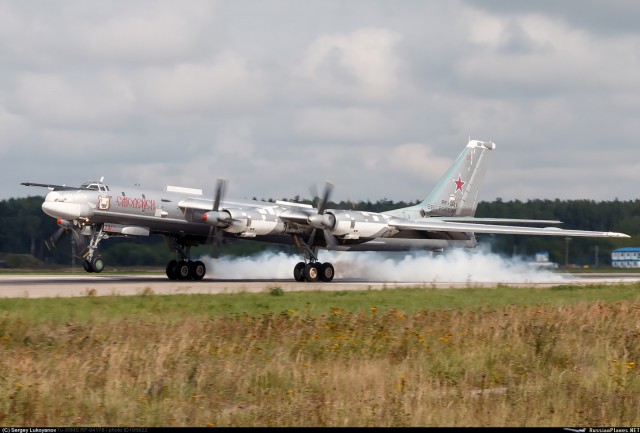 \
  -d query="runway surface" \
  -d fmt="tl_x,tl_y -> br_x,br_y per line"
0,272 -> 639,298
